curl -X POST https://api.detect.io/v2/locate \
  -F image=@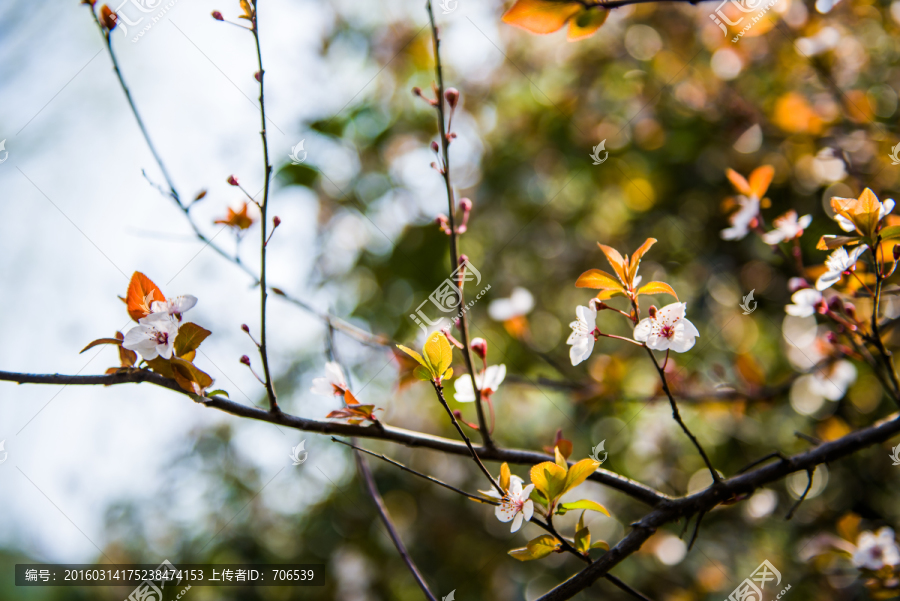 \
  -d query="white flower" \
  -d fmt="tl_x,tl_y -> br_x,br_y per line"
150,295 -> 198,319
488,287 -> 534,321
454,364 -> 506,403
852,527 -> 900,571
310,361 -> 348,396
483,475 -> 534,533
816,245 -> 869,290
721,195 -> 760,240
785,288 -> 823,317
633,302 -> 700,353
762,211 -> 812,244
122,312 -> 180,361
835,197 -> 895,232
809,359 -> 857,401
567,304 -> 597,366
